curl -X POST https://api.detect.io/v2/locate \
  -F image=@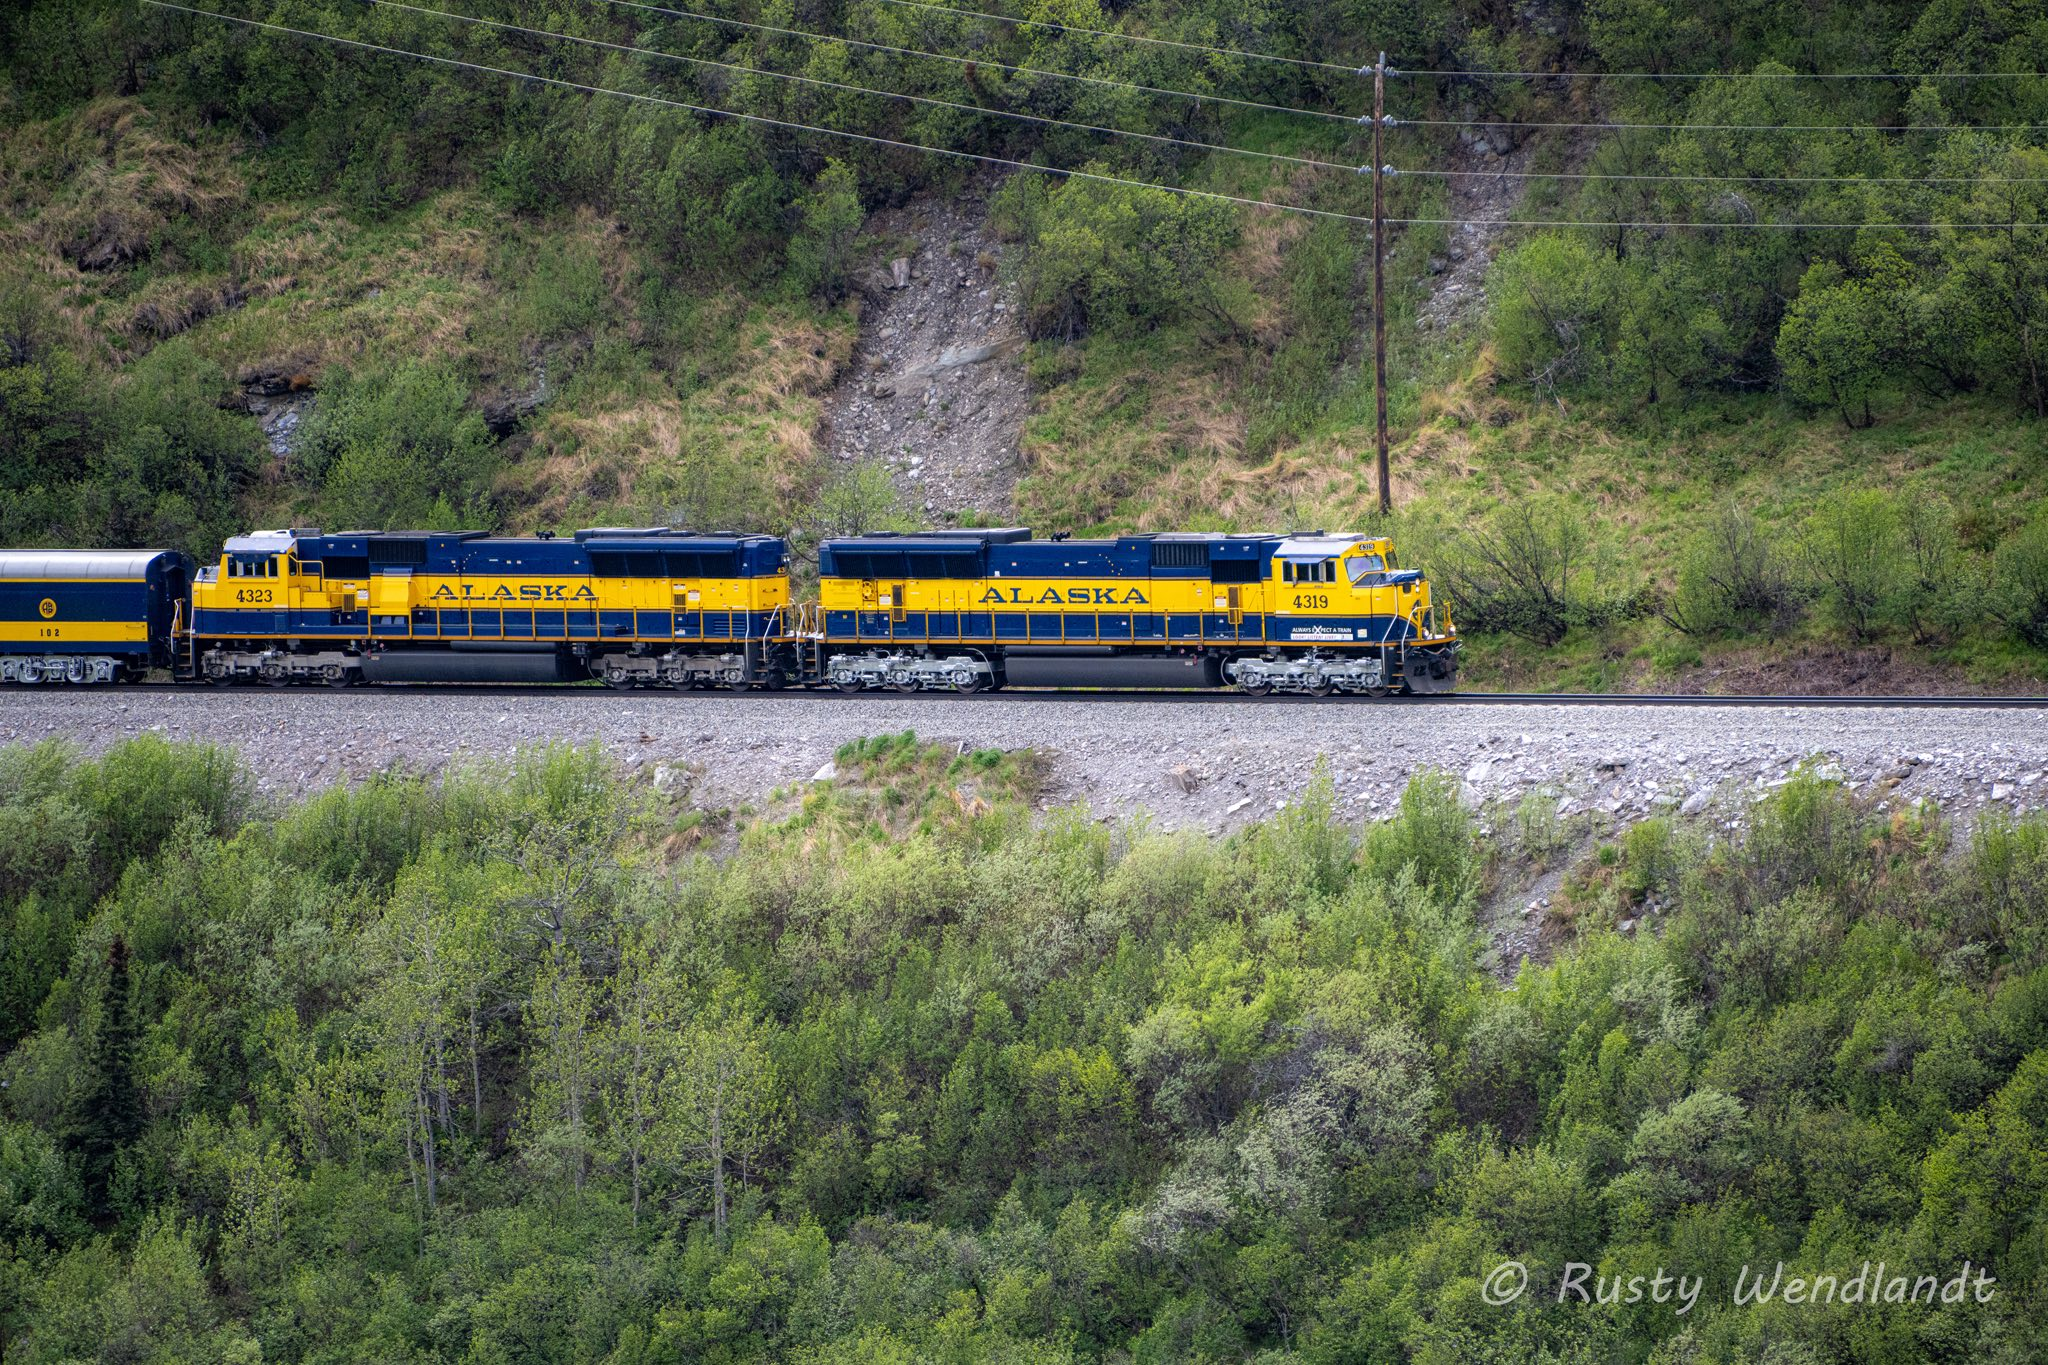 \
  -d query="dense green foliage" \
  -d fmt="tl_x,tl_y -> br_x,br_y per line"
1413,490 -> 2048,654
2,735 -> 2045,1361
